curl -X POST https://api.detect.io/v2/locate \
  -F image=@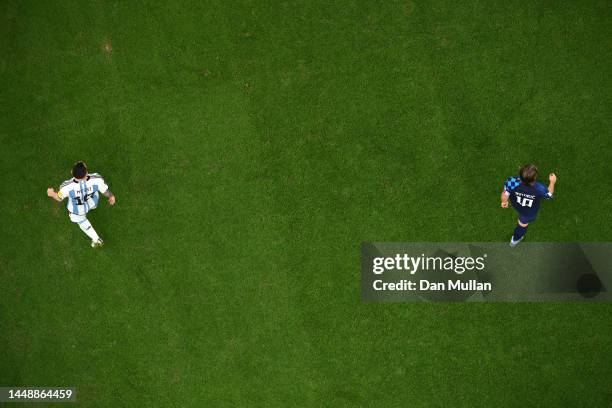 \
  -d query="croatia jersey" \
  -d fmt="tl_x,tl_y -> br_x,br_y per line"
504,176 -> 552,220
57,173 -> 109,216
